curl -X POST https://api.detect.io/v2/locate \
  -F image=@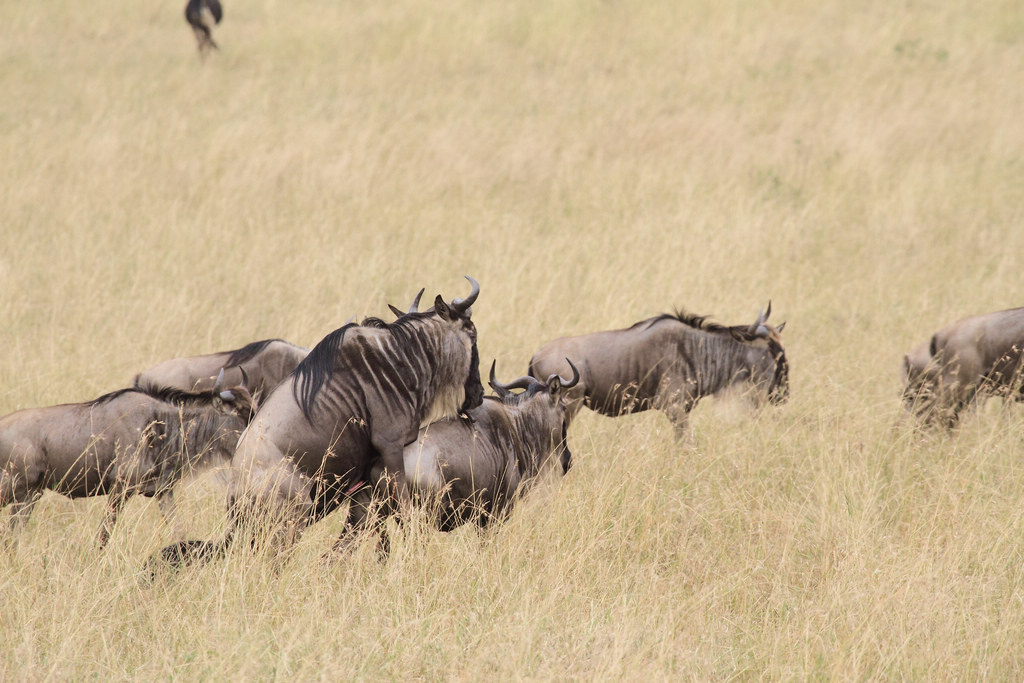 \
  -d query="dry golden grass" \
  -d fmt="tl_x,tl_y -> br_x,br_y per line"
3,0 -> 1024,678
